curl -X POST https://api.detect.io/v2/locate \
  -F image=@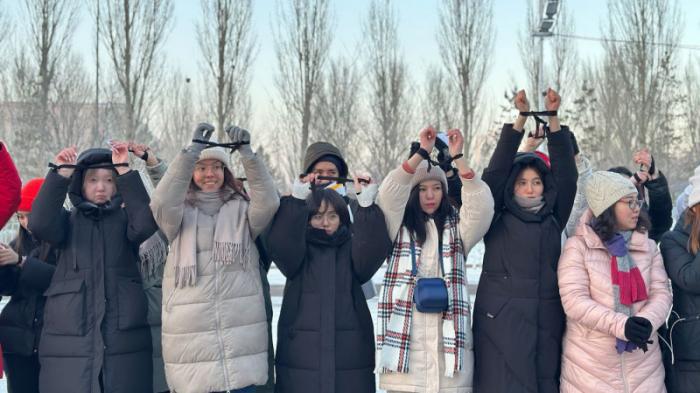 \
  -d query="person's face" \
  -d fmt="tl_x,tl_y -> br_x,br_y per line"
514,168 -> 544,198
311,161 -> 339,179
193,159 -> 225,192
310,200 -> 340,235
614,193 -> 643,231
82,168 -> 117,204
419,180 -> 443,215
16,211 -> 30,231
